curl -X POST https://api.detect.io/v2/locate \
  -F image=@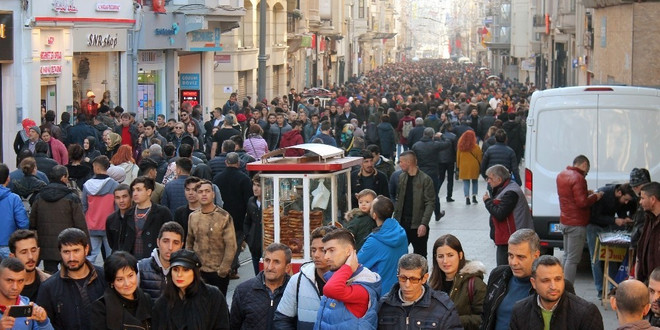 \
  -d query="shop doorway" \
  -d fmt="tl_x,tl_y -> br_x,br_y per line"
41,80 -> 57,114
137,69 -> 163,121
